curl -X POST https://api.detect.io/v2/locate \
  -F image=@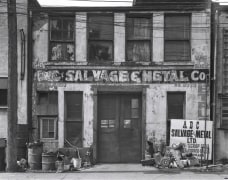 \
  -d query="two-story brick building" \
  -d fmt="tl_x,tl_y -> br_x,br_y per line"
30,0 -> 211,163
